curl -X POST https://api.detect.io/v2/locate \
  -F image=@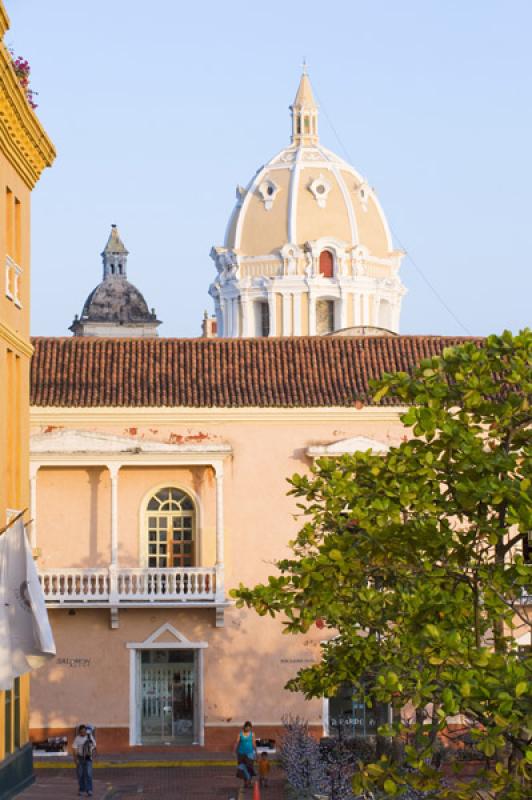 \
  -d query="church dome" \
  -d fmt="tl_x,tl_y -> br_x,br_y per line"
224,74 -> 393,260
225,142 -> 393,260
209,71 -> 406,338
80,278 -> 155,324
70,225 -> 161,338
